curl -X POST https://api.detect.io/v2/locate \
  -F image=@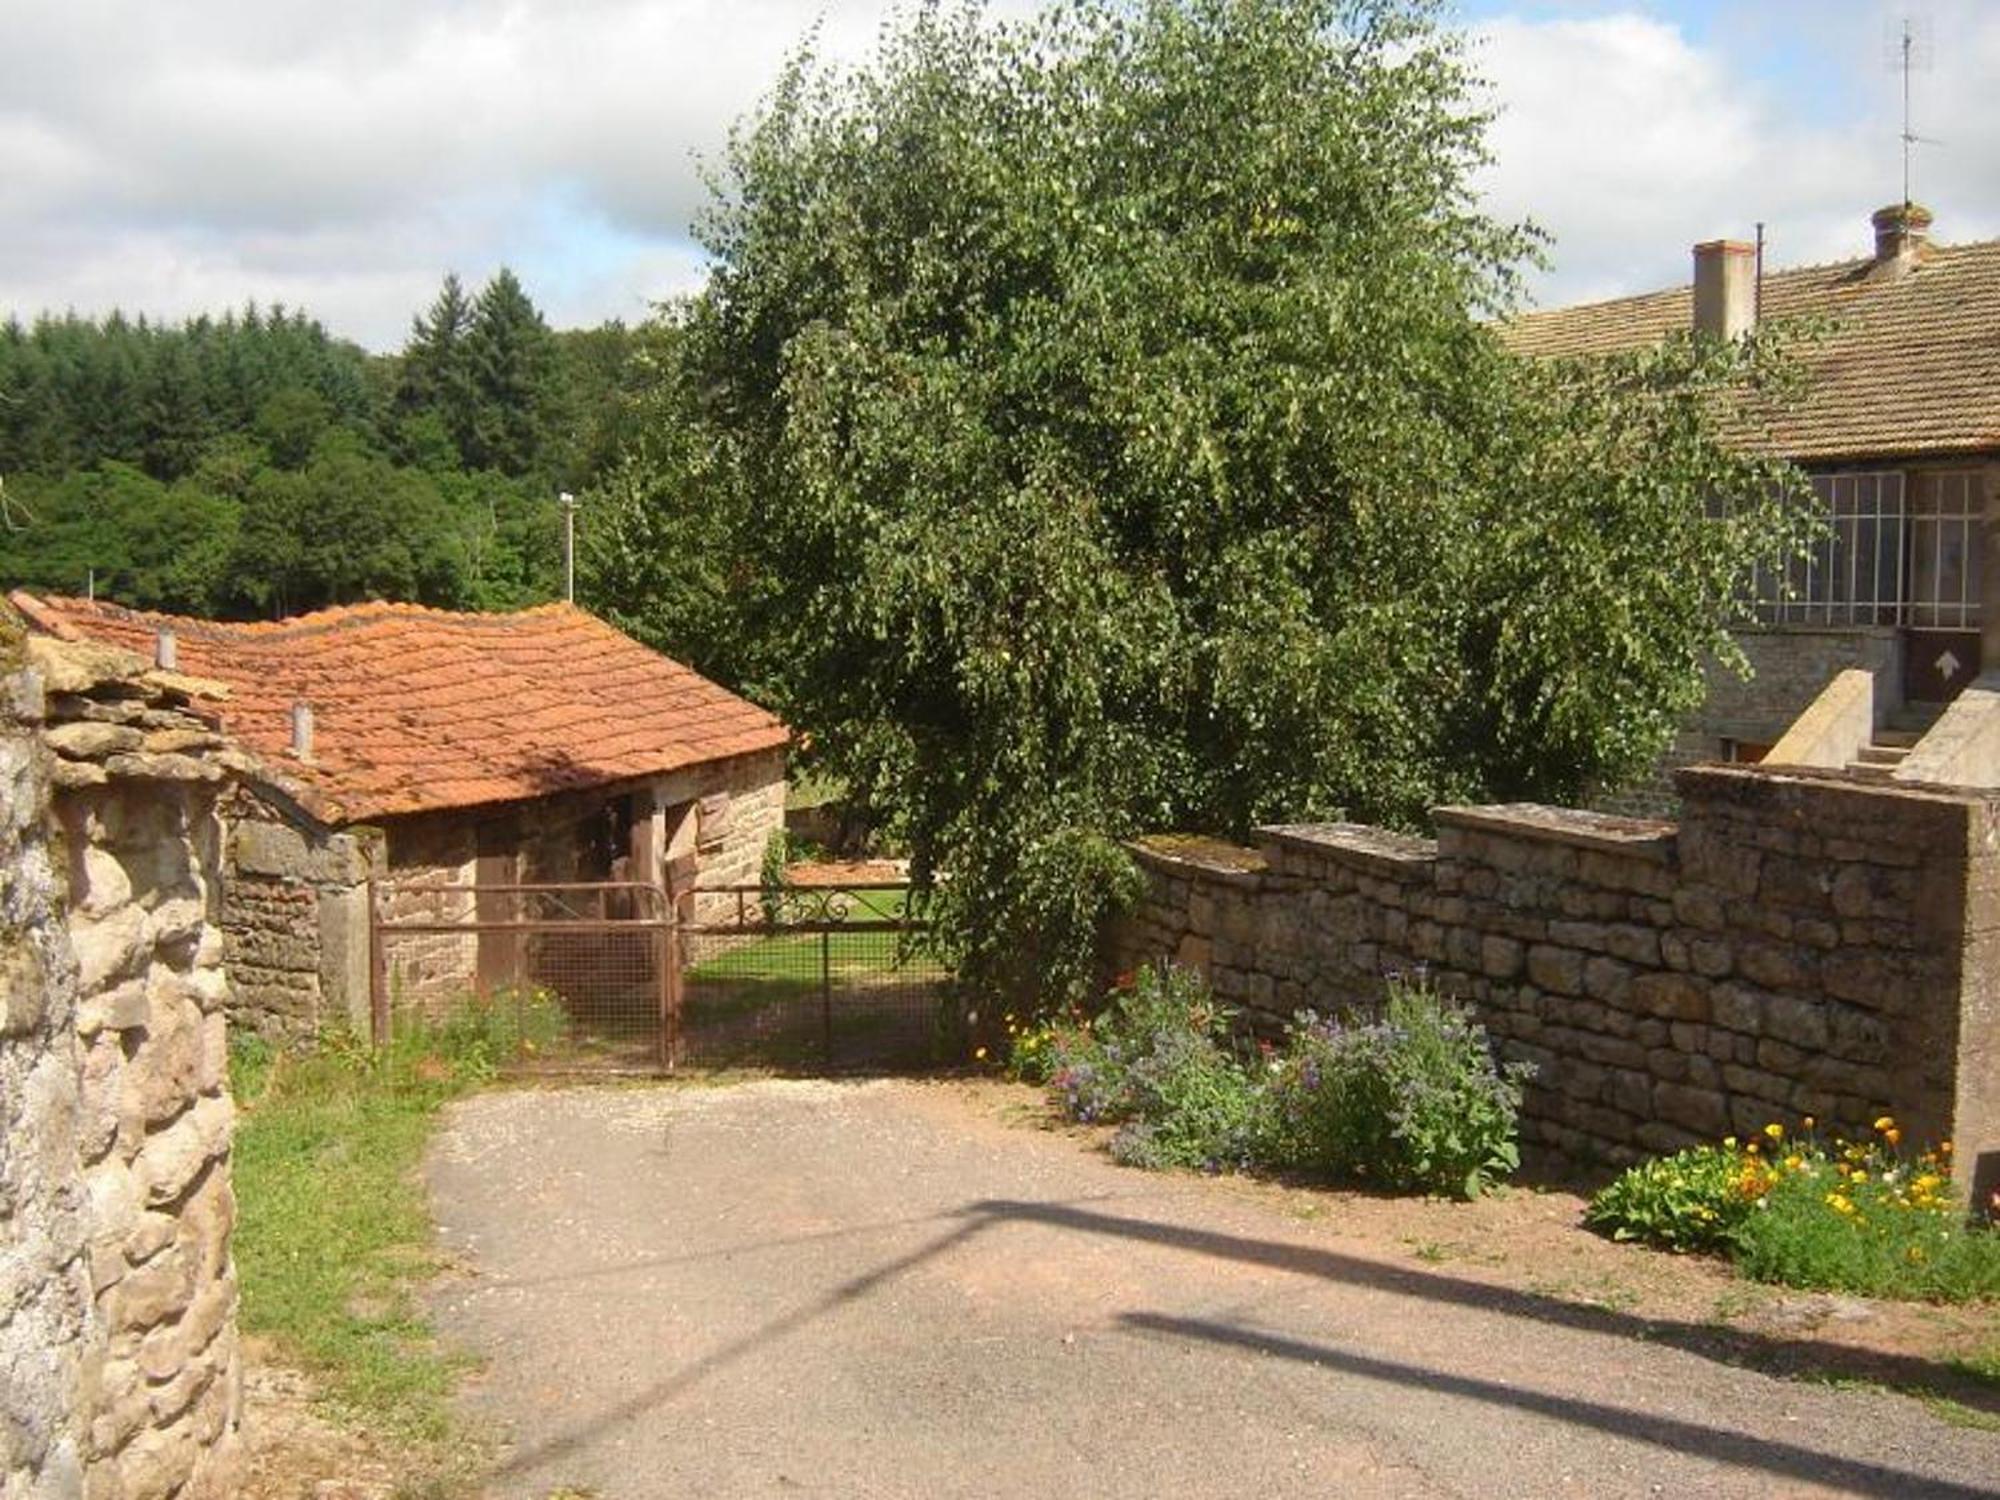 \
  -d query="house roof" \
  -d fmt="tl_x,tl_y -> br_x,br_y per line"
8,593 -> 789,826
1500,231 -> 2000,463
